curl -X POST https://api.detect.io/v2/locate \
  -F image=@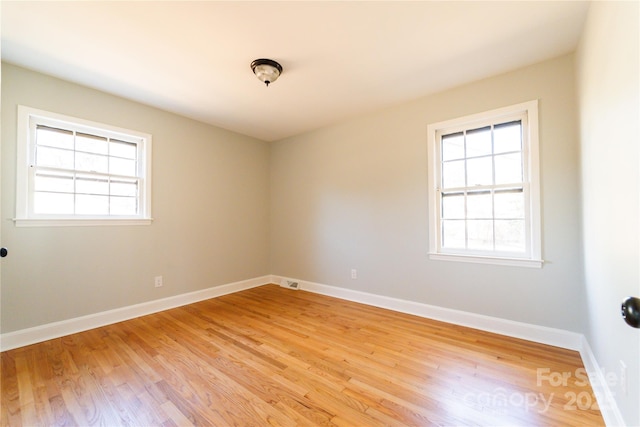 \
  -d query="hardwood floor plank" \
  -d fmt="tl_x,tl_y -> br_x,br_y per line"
15,355 -> 39,426
1,285 -> 605,426
159,400 -> 195,427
